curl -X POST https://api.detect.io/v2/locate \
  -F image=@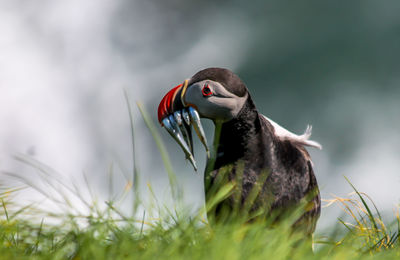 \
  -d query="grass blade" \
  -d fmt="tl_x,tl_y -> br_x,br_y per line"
137,101 -> 179,201
344,176 -> 378,231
